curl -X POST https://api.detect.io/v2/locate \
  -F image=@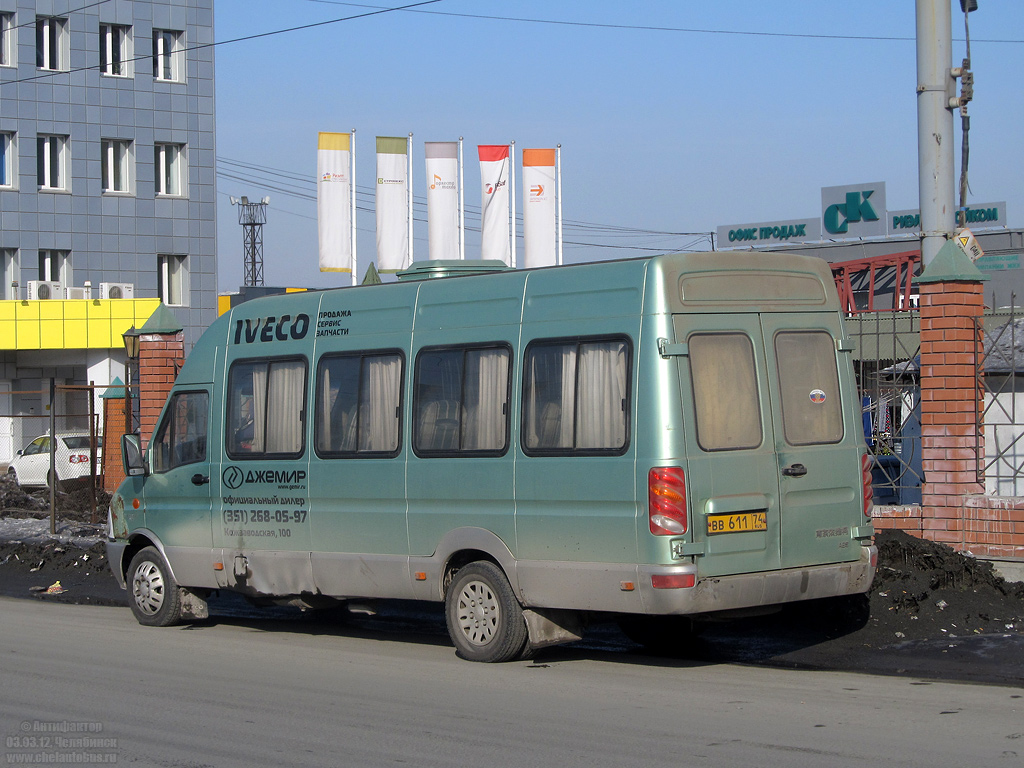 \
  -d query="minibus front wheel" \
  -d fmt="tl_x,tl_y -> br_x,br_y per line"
127,546 -> 183,627
444,561 -> 529,663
